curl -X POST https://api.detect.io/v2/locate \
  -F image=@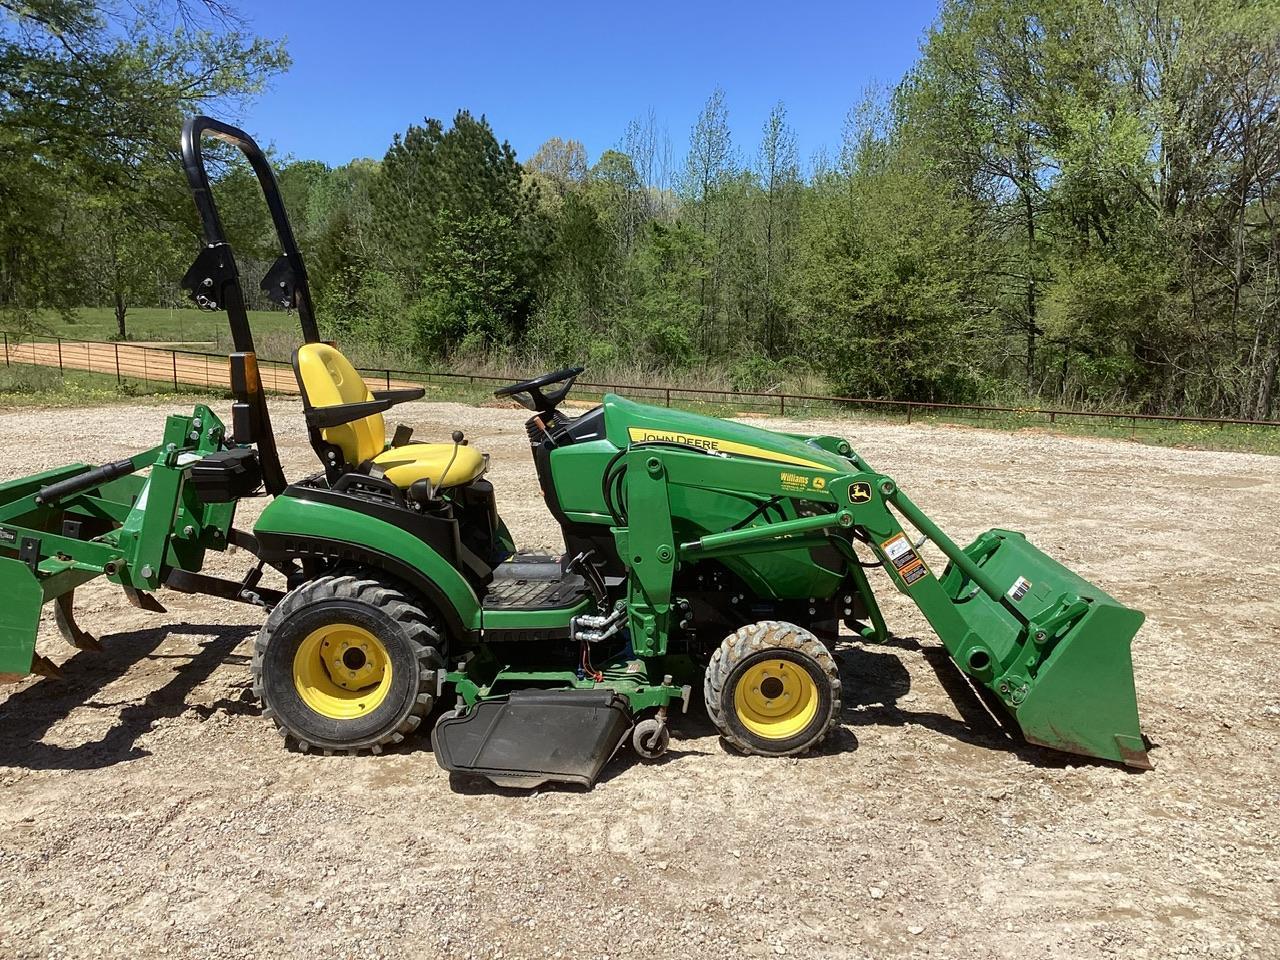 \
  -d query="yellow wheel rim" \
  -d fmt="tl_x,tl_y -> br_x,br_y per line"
733,658 -> 820,740
292,623 -> 393,720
